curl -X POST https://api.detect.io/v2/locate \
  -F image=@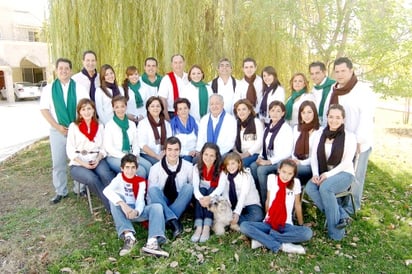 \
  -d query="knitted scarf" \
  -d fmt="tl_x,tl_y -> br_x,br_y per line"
329,74 -> 358,105
121,172 -> 145,208
106,82 -> 120,98
262,118 -> 285,160
113,114 -> 130,153
167,72 -> 179,101
235,115 -> 256,152
285,88 -> 306,120
147,113 -> 166,147
81,68 -> 98,102
128,81 -> 143,108
227,171 -> 239,210
317,124 -> 345,174
52,79 -> 77,127
121,172 -> 142,199
78,119 -> 99,142
265,176 -> 288,232
191,80 -> 209,117
207,110 -> 226,143
259,83 -> 278,117
244,74 -> 257,106
161,156 -> 183,203
202,165 -> 218,188
314,77 -> 336,117
170,115 -> 198,136
294,121 -> 316,160
141,72 -> 162,88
